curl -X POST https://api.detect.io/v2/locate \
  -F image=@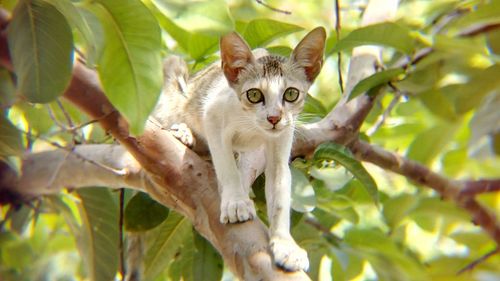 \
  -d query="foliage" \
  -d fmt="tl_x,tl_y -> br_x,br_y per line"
1,0 -> 499,280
